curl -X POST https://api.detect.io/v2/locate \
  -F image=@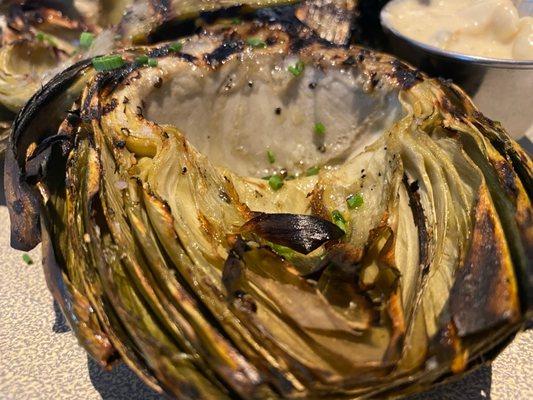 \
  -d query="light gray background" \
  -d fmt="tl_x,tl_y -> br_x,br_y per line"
0,154 -> 531,400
